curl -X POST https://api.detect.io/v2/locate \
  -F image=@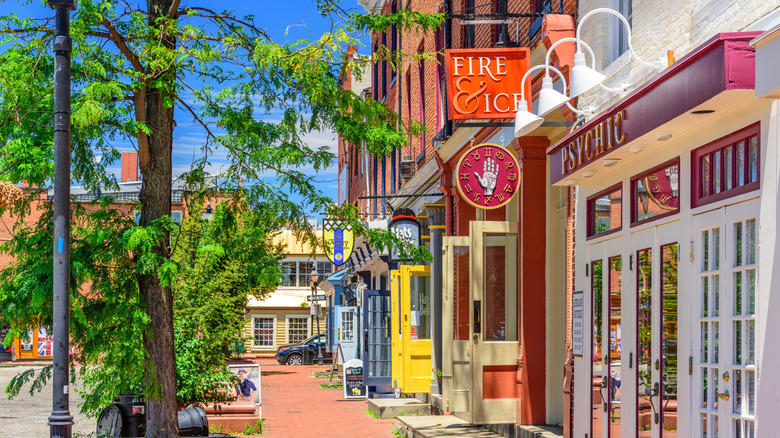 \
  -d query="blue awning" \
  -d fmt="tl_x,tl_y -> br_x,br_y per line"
320,268 -> 349,296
